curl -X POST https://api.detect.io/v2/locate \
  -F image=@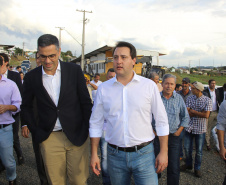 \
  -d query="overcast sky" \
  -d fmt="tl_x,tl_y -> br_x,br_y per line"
0,0 -> 226,67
